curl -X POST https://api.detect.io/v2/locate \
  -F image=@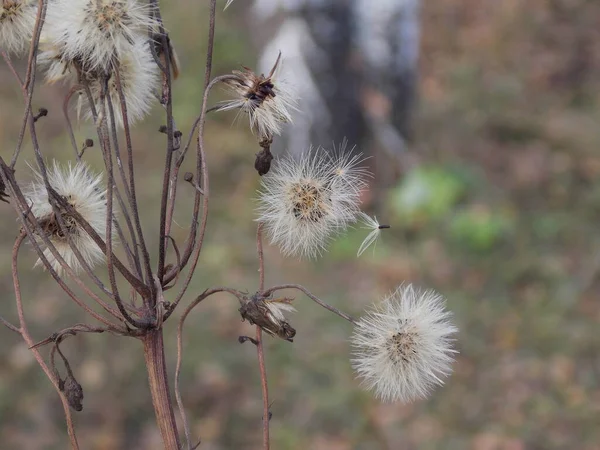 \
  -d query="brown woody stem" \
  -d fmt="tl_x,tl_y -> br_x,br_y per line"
143,330 -> 181,450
